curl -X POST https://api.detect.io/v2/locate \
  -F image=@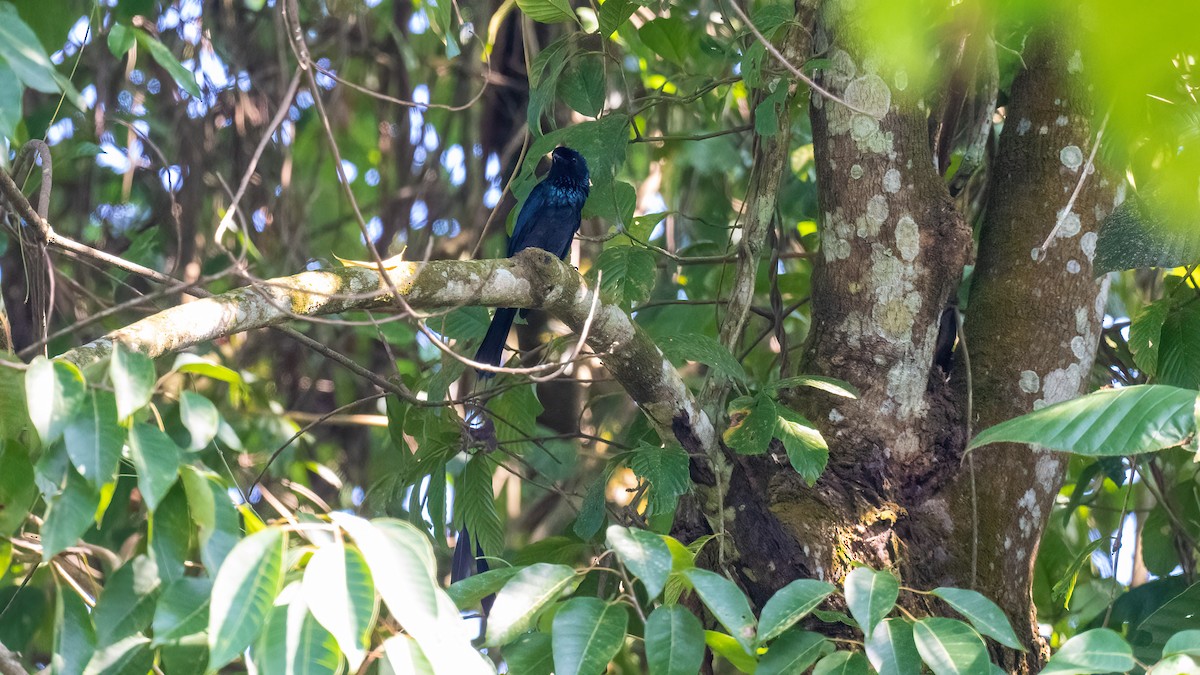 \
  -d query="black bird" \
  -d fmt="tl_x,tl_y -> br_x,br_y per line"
473,146 -> 590,378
